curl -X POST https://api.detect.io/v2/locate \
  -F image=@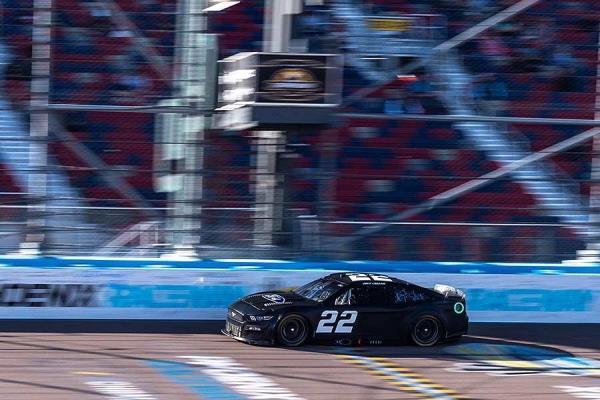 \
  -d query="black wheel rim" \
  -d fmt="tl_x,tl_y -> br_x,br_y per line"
280,317 -> 306,345
414,318 -> 439,345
